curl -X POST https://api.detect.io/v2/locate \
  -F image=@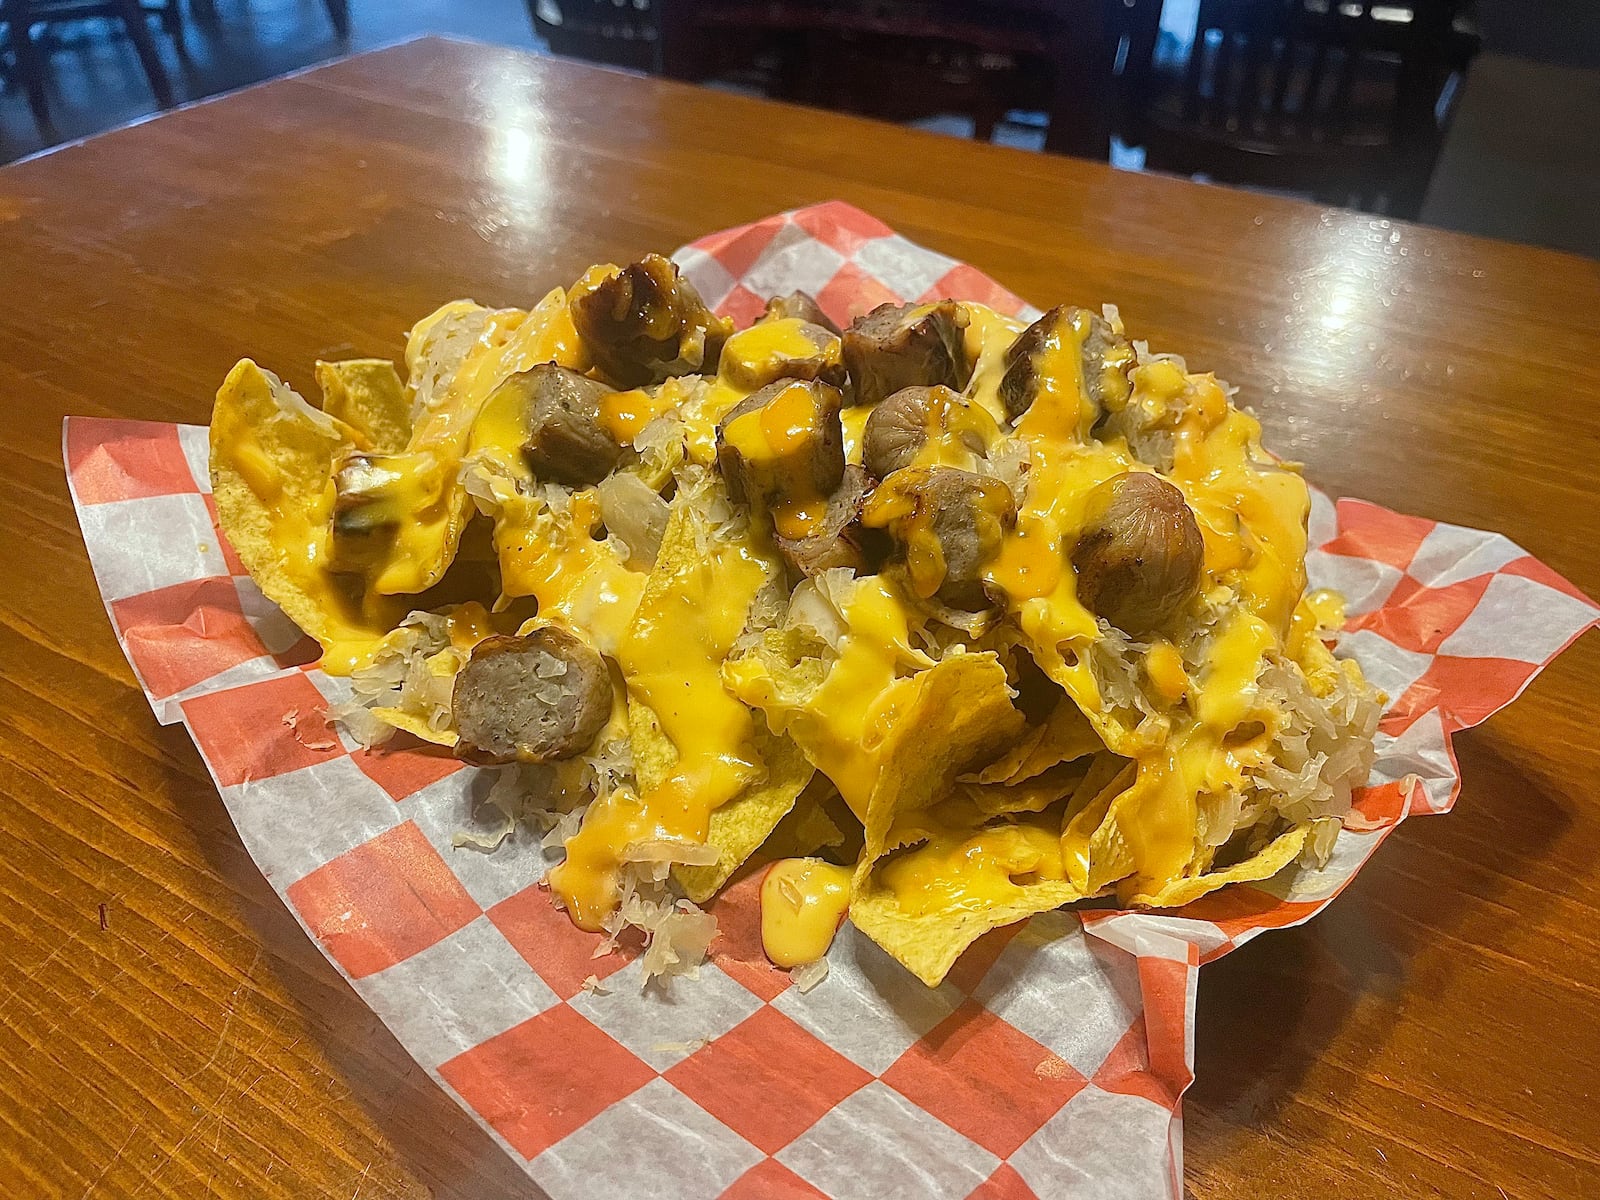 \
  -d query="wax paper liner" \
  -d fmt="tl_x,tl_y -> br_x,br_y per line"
65,202 -> 1599,1200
